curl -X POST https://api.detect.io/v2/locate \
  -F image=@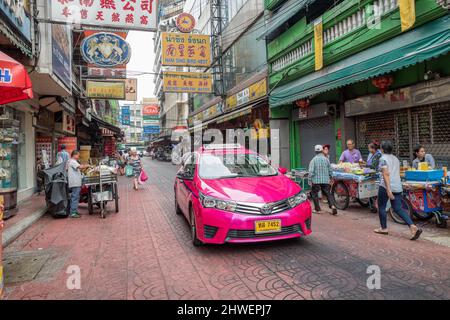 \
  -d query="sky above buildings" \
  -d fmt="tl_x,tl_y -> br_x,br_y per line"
123,31 -> 156,104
